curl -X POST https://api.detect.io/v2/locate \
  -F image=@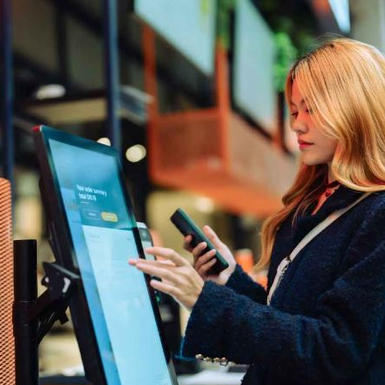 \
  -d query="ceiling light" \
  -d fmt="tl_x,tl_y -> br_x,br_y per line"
97,137 -> 111,146
195,197 -> 215,213
125,145 -> 146,163
35,84 -> 66,100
